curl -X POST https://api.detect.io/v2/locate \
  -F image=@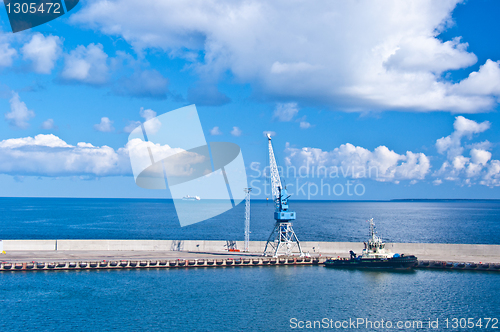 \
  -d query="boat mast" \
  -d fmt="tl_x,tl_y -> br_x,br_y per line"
369,218 -> 375,242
